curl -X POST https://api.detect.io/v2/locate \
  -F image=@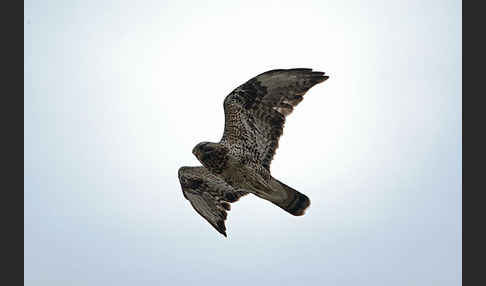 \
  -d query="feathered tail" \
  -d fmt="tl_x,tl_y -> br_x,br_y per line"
272,178 -> 310,216
251,177 -> 310,216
